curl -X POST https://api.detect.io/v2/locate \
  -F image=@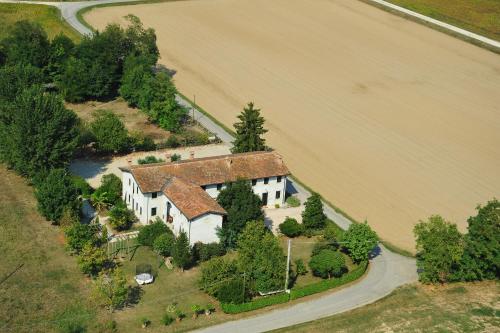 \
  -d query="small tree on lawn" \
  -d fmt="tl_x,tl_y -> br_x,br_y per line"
342,222 -> 378,263
153,232 -> 176,257
309,249 -> 346,279
414,215 -> 464,283
279,217 -> 303,237
457,199 -> 500,281
302,193 -> 326,230
93,269 -> 129,312
198,257 -> 238,296
217,179 -> 264,248
90,110 -> 130,154
78,243 -> 108,276
64,222 -> 102,254
231,102 -> 268,153
35,168 -> 80,224
172,231 -> 191,271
